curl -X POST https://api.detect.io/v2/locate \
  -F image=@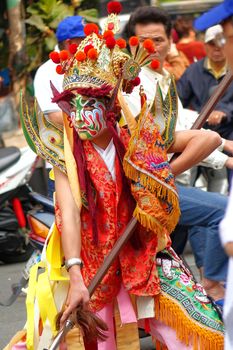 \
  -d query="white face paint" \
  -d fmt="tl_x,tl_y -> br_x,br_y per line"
71,95 -> 107,140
